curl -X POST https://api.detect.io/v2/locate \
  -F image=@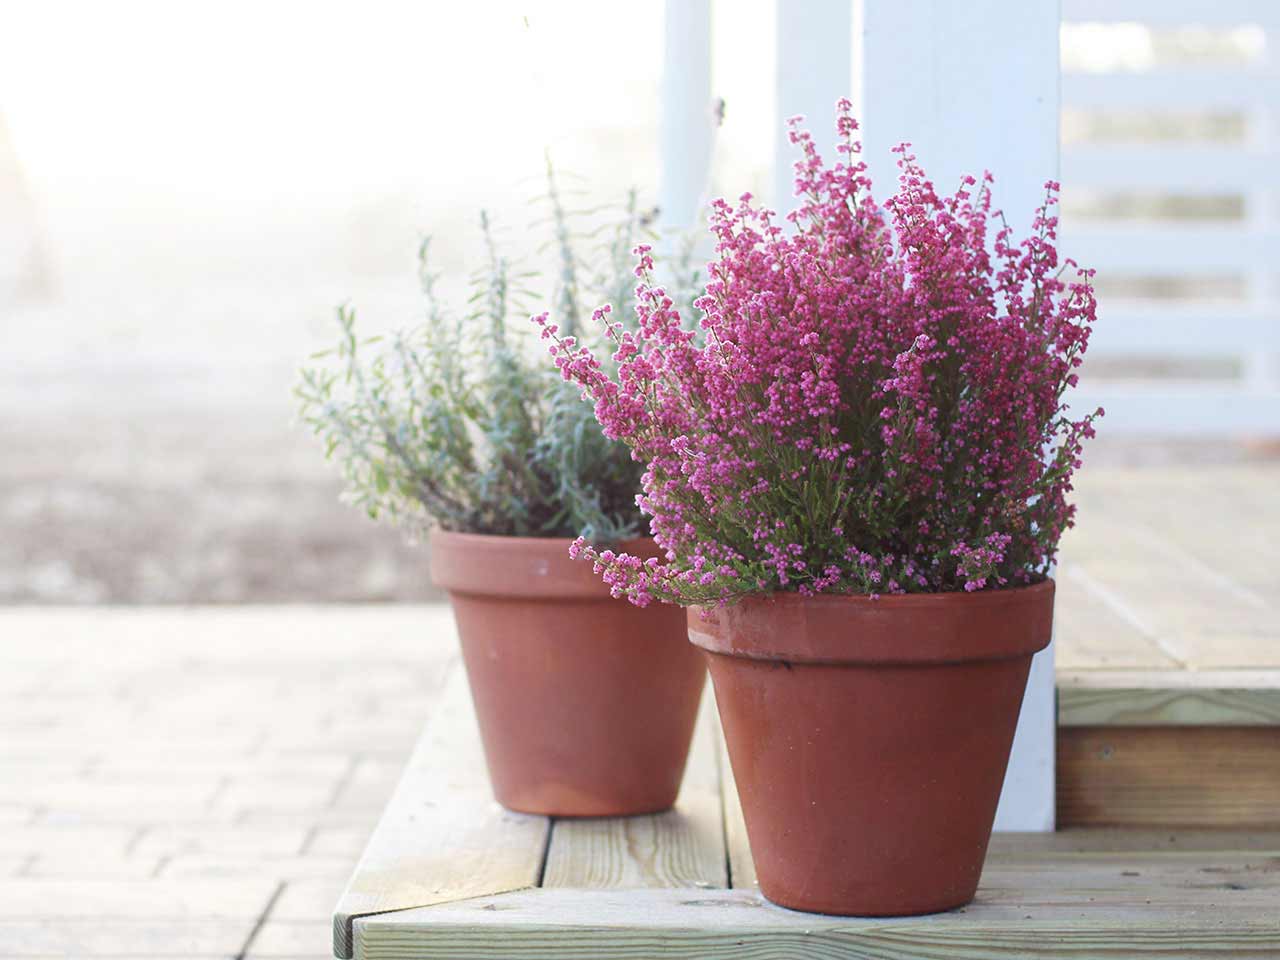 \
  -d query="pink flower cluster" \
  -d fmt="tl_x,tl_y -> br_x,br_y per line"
538,101 -> 1101,606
